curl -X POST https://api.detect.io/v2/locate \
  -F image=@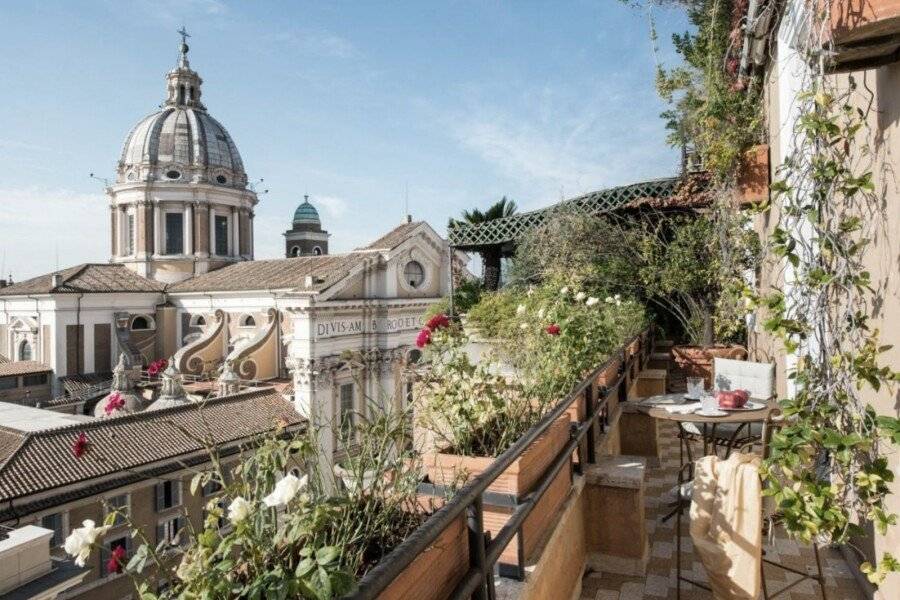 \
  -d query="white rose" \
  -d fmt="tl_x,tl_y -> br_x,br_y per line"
526,287 -> 534,297
560,286 -> 569,296
575,292 -> 586,302
64,519 -> 111,567
614,294 -> 621,301
227,496 -> 252,524
516,304 -> 526,316
616,300 -> 622,307
263,473 -> 306,507
585,297 -> 599,307
537,307 -> 546,319
605,296 -> 614,304
519,323 -> 528,330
